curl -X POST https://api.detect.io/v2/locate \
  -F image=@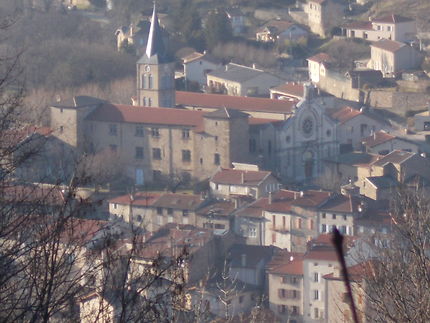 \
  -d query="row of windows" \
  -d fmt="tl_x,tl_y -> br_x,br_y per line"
321,213 -> 348,220
277,304 -> 299,316
321,224 -> 349,234
278,288 -> 300,299
109,125 -> 191,139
